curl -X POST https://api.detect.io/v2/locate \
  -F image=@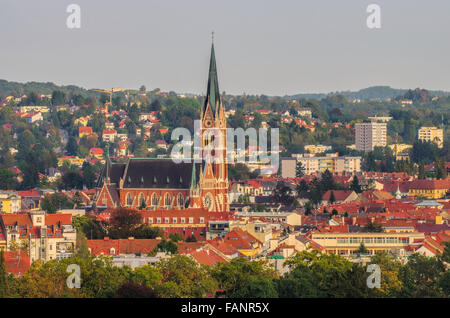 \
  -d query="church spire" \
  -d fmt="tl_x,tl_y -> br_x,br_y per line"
203,37 -> 221,119
190,162 -> 197,190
